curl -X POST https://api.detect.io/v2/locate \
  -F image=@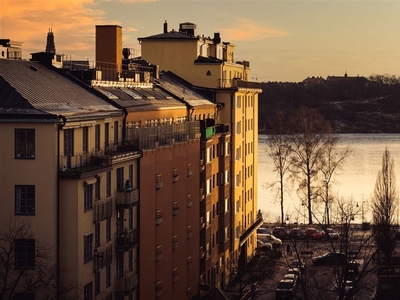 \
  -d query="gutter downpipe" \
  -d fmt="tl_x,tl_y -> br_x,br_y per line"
57,115 -> 66,298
